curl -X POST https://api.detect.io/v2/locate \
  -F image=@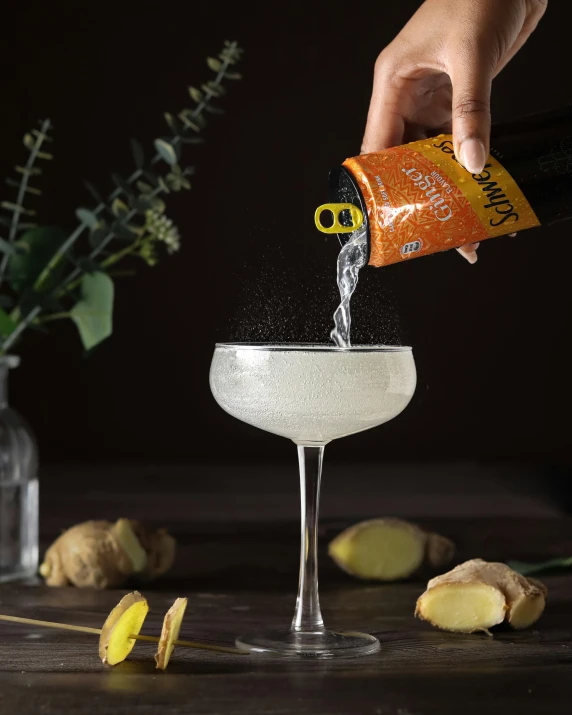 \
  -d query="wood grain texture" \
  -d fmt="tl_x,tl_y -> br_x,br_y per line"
0,464 -> 571,714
